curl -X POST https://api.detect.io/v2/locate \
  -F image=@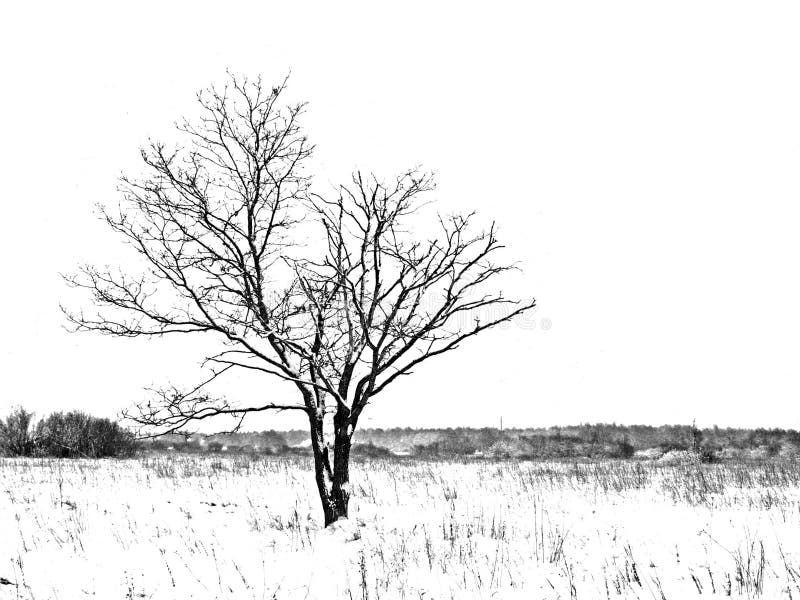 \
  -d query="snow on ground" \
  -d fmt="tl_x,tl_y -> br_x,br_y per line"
1,456 -> 799,598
